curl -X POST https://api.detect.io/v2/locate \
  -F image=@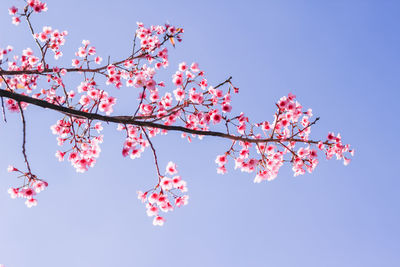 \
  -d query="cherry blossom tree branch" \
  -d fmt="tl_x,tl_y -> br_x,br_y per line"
0,64 -> 128,76
2,1 -> 353,223
0,88 -> 330,146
